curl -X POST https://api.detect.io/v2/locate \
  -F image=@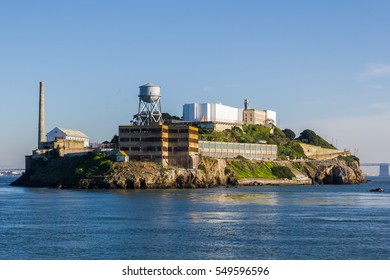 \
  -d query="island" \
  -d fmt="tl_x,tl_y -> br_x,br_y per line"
12,82 -> 365,189
12,127 -> 365,189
